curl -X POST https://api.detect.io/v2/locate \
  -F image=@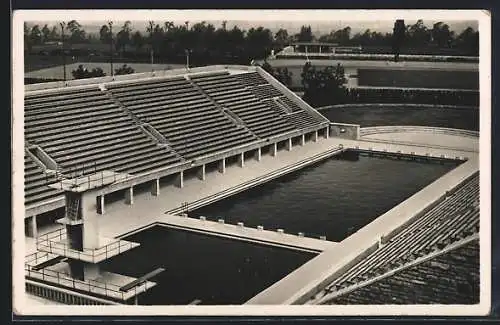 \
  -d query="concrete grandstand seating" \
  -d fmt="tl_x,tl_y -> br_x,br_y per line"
317,173 -> 479,301
23,69 -> 328,208
325,240 -> 479,304
24,86 -> 183,183
106,75 -> 258,159
191,72 -> 298,139
249,84 -> 284,99
24,153 -> 63,206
